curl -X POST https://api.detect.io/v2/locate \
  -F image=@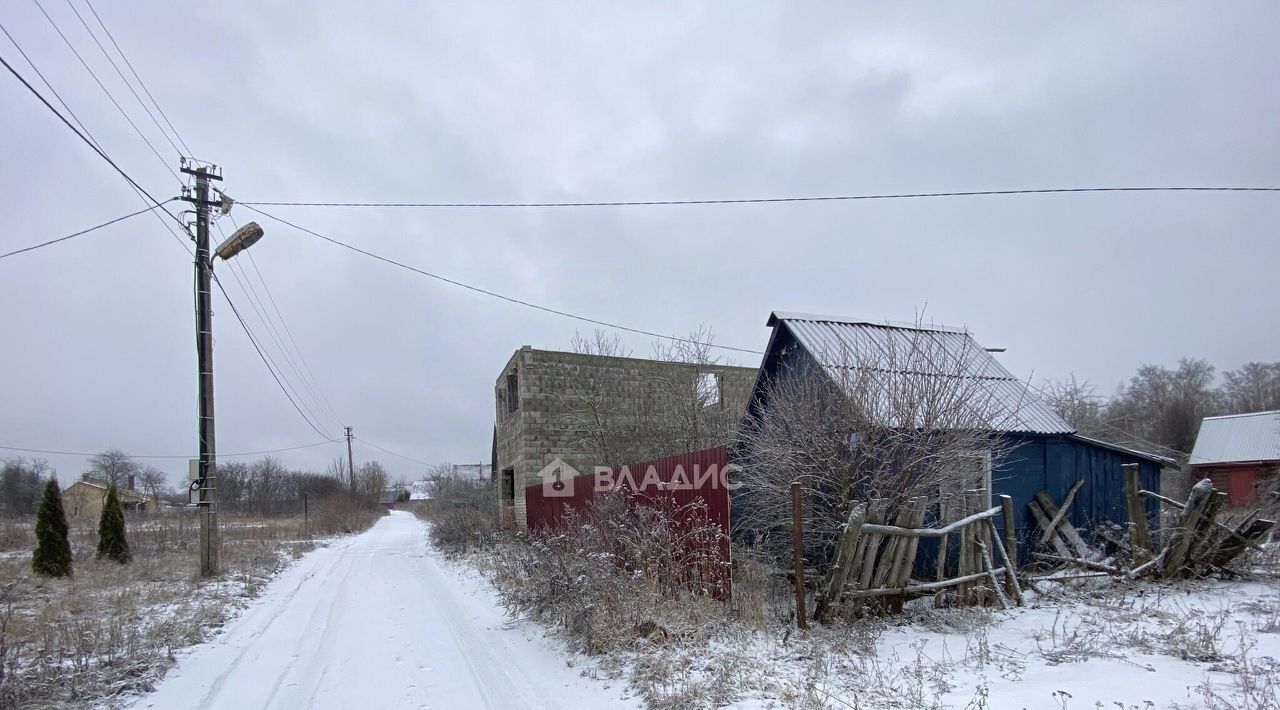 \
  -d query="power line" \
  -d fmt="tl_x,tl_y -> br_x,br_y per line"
210,272 -> 340,442
1,21 -> 192,254
244,248 -> 345,426
220,253 -> 341,436
0,46 -> 183,229
0,199 -> 173,260
242,205 -> 765,355
62,0 -> 182,158
30,0 -> 179,182
0,440 -> 336,460
239,186 -> 1280,209
356,437 -> 432,467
